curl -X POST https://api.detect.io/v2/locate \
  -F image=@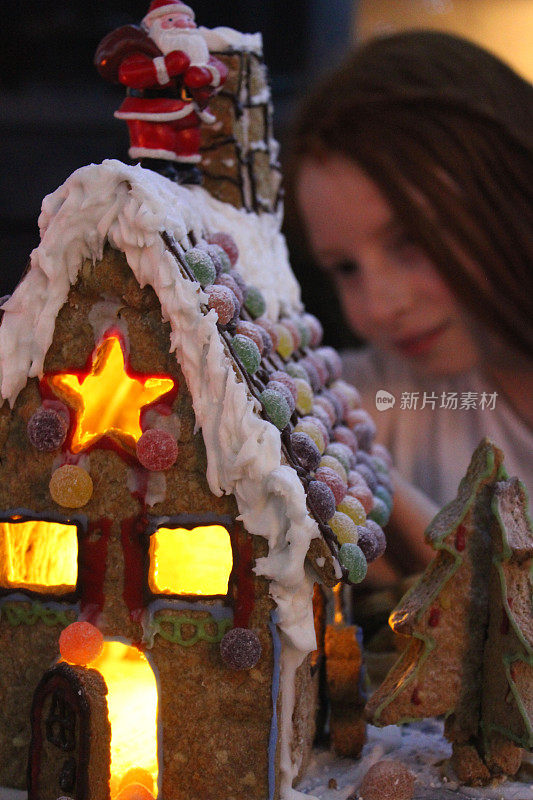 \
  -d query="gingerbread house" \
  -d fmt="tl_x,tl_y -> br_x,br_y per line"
0,22 -> 391,800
